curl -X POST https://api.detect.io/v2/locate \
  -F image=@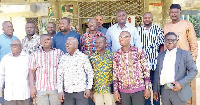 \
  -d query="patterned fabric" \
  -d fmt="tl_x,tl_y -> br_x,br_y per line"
138,24 -> 164,70
22,34 -> 41,55
89,50 -> 113,93
29,48 -> 64,91
113,46 -> 150,93
80,31 -> 105,56
57,50 -> 94,93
